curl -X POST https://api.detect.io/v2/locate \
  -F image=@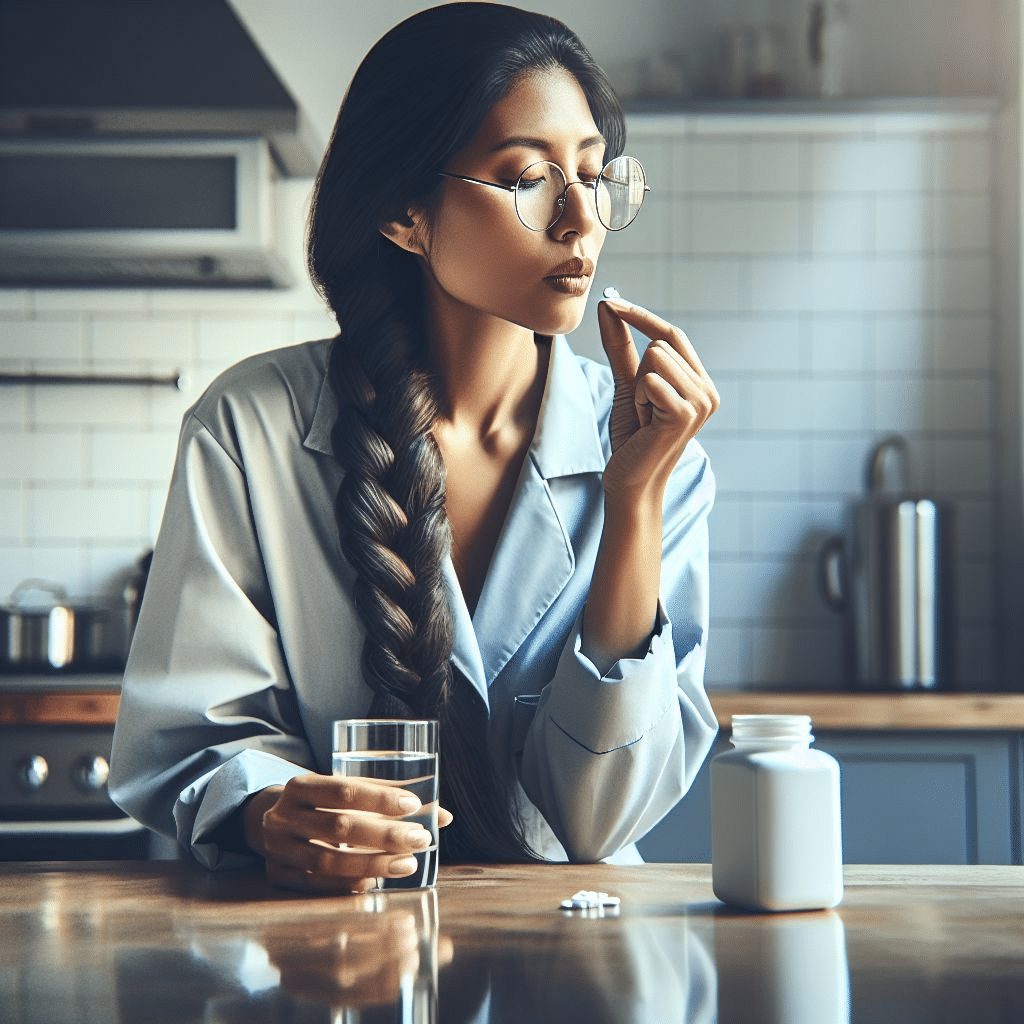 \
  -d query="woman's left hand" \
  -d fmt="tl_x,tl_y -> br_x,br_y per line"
597,296 -> 719,503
